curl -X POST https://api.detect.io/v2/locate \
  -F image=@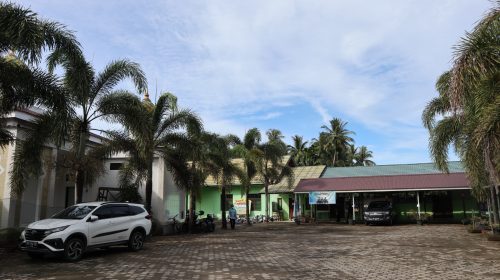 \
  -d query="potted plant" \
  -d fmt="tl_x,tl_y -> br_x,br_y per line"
467,217 -> 486,233
407,211 -> 430,225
